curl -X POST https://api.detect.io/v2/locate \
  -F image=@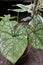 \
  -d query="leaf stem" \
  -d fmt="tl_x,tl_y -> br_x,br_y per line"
17,12 -> 19,22
33,0 -> 39,16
